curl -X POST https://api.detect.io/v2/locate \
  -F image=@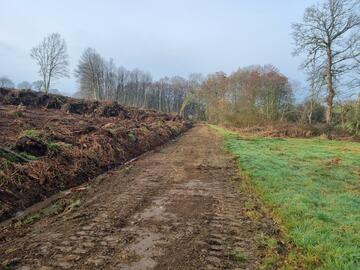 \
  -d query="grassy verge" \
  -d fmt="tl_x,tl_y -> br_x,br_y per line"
211,125 -> 360,270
